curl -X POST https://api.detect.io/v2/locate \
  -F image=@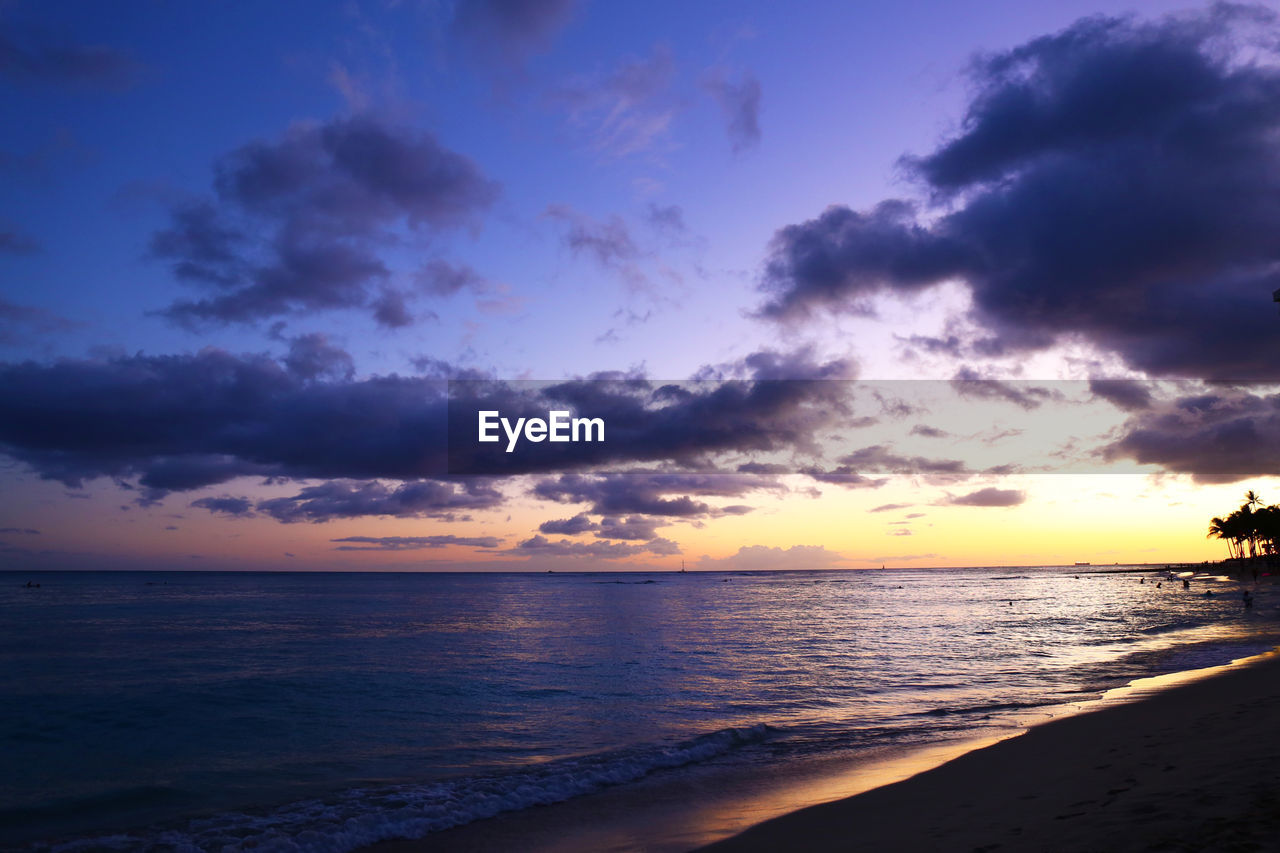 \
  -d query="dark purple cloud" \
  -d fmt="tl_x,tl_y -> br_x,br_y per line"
759,6 -> 1280,380
153,116 -> 498,327
283,333 -> 355,382
532,471 -> 779,518
1107,387 -> 1280,483
838,444 -> 969,479
256,480 -> 502,523
950,369 -> 1061,410
331,535 -> 502,551
449,349 -> 856,475
1088,378 -> 1154,411
759,200 -> 974,320
0,348 -> 453,492
703,68 -> 762,153
595,515 -> 664,541
646,204 -> 686,234
415,259 -> 489,297
0,25 -> 141,90
190,496 -> 255,517
0,346 -> 866,521
538,513 -> 595,535
0,298 -> 73,345
545,205 -> 643,284
869,503 -> 912,513
945,487 -> 1026,507
800,465 -> 885,489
